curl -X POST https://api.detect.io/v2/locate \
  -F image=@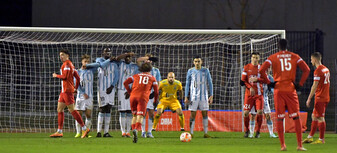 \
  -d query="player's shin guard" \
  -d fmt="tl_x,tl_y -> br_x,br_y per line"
104,113 -> 111,134
71,110 -> 85,127
249,120 -> 255,134
148,117 -> 153,133
179,114 -> 185,129
244,116 -> 249,132
202,116 -> 208,134
75,120 -> 81,134
153,114 -> 161,129
58,112 -> 64,130
267,120 -> 274,135
277,119 -> 285,147
318,121 -> 326,140
256,114 -> 263,132
126,113 -> 132,133
119,112 -> 126,134
293,117 -> 303,147
190,118 -> 195,134
85,118 -> 92,130
97,112 -> 104,133
309,120 -> 318,137
141,116 -> 146,133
